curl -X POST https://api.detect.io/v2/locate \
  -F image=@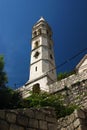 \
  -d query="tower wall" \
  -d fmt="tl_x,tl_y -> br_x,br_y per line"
19,17 -> 57,96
